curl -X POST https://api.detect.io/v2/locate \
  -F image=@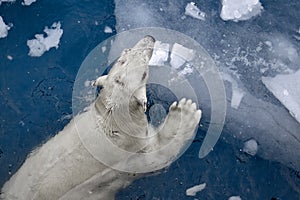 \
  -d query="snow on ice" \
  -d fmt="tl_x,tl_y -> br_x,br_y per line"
27,22 -> 63,57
